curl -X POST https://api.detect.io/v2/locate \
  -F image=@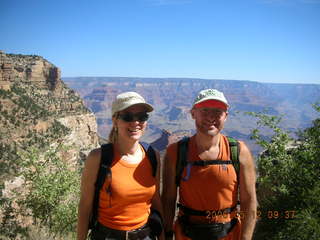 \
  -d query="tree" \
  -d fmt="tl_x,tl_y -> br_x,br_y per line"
0,145 -> 81,239
248,103 -> 320,239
